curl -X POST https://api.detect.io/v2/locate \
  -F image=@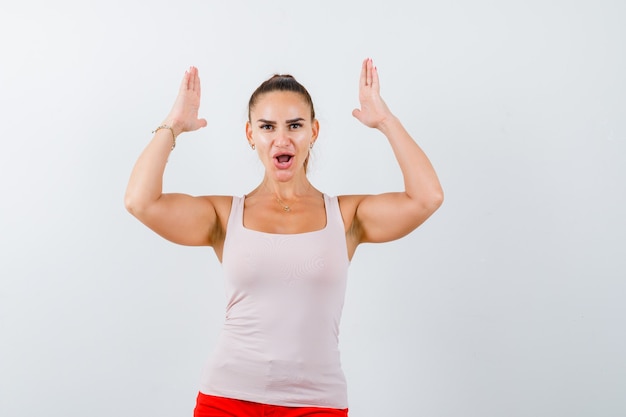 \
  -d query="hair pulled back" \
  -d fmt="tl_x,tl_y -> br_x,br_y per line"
247,74 -> 315,122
